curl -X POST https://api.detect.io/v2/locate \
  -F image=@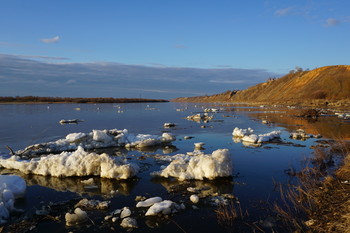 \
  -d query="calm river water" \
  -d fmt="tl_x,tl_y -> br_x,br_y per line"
0,102 -> 349,232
